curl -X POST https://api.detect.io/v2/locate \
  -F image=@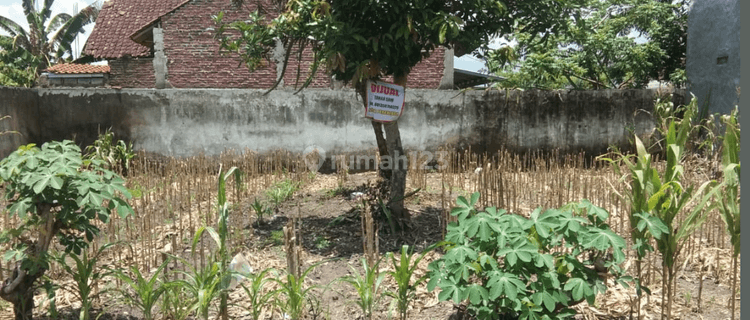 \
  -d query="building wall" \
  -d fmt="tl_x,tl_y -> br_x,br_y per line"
2,87 -> 686,160
109,58 -> 156,88
686,0 -> 741,115
116,0 -> 448,89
